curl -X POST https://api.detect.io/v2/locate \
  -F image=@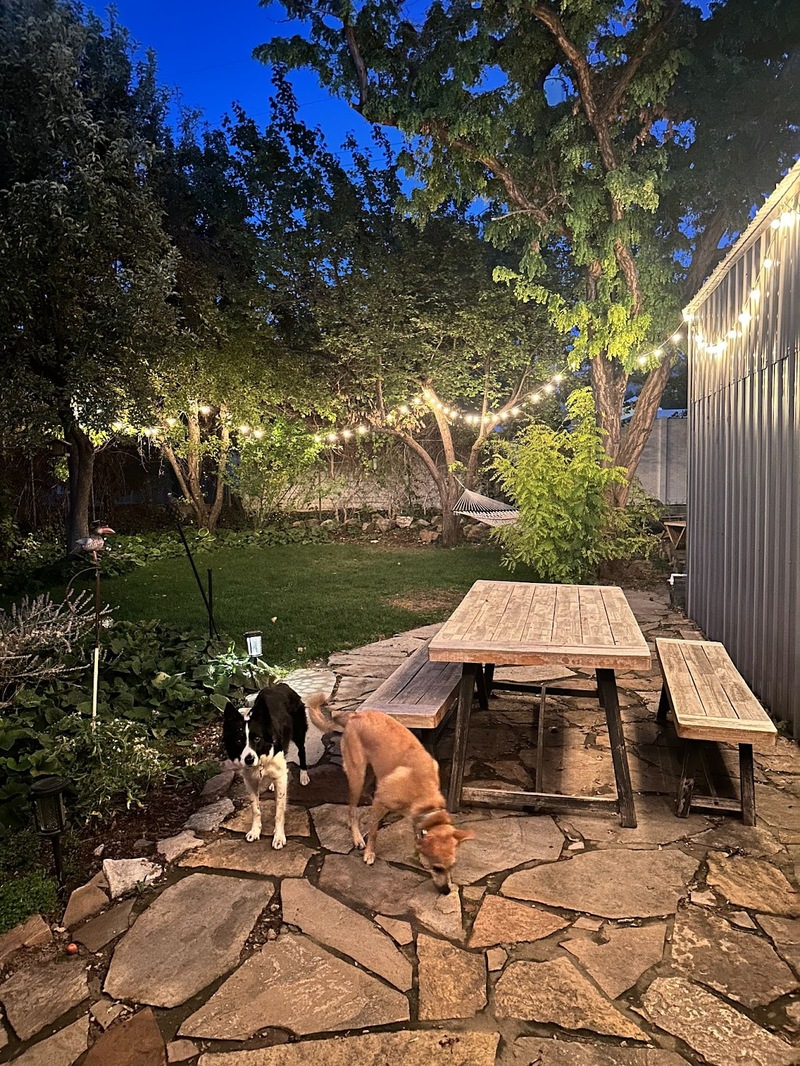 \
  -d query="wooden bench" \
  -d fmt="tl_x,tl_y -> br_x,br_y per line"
358,639 -> 467,731
655,638 -> 777,825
